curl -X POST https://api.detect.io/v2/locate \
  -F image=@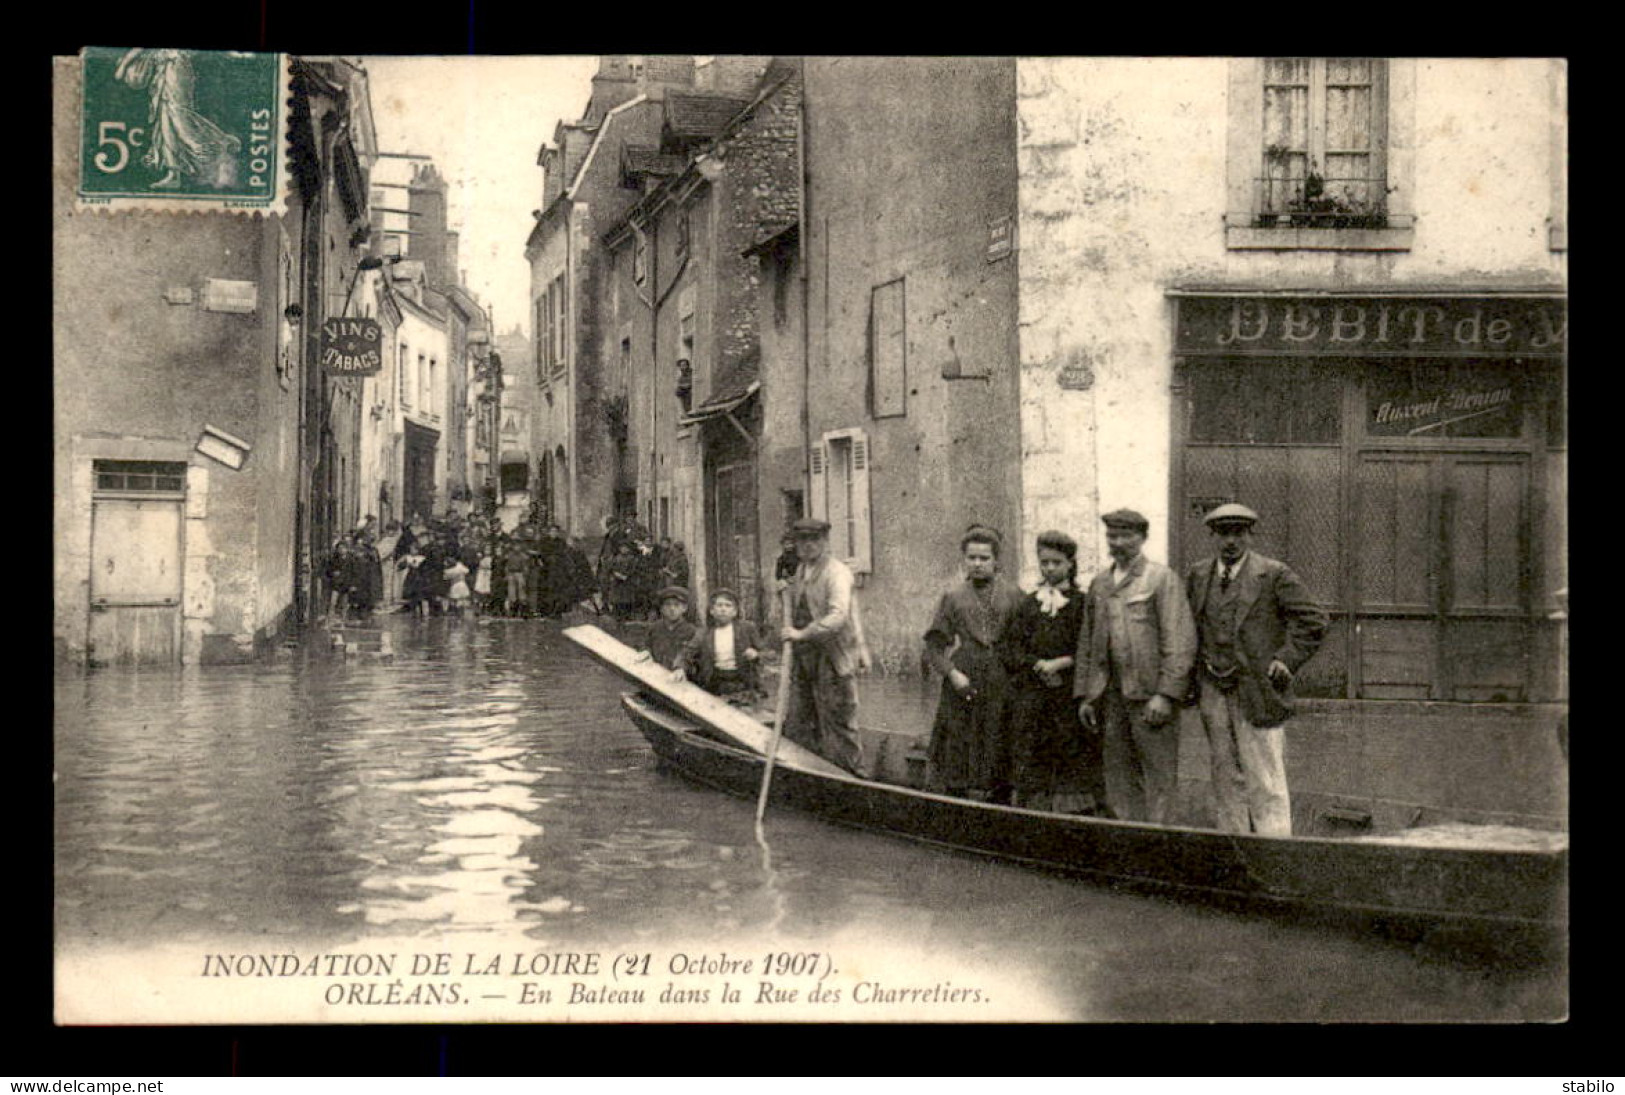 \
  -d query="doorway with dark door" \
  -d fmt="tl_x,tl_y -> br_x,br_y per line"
704,422 -> 761,623
404,420 -> 439,525
1179,351 -> 1558,703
